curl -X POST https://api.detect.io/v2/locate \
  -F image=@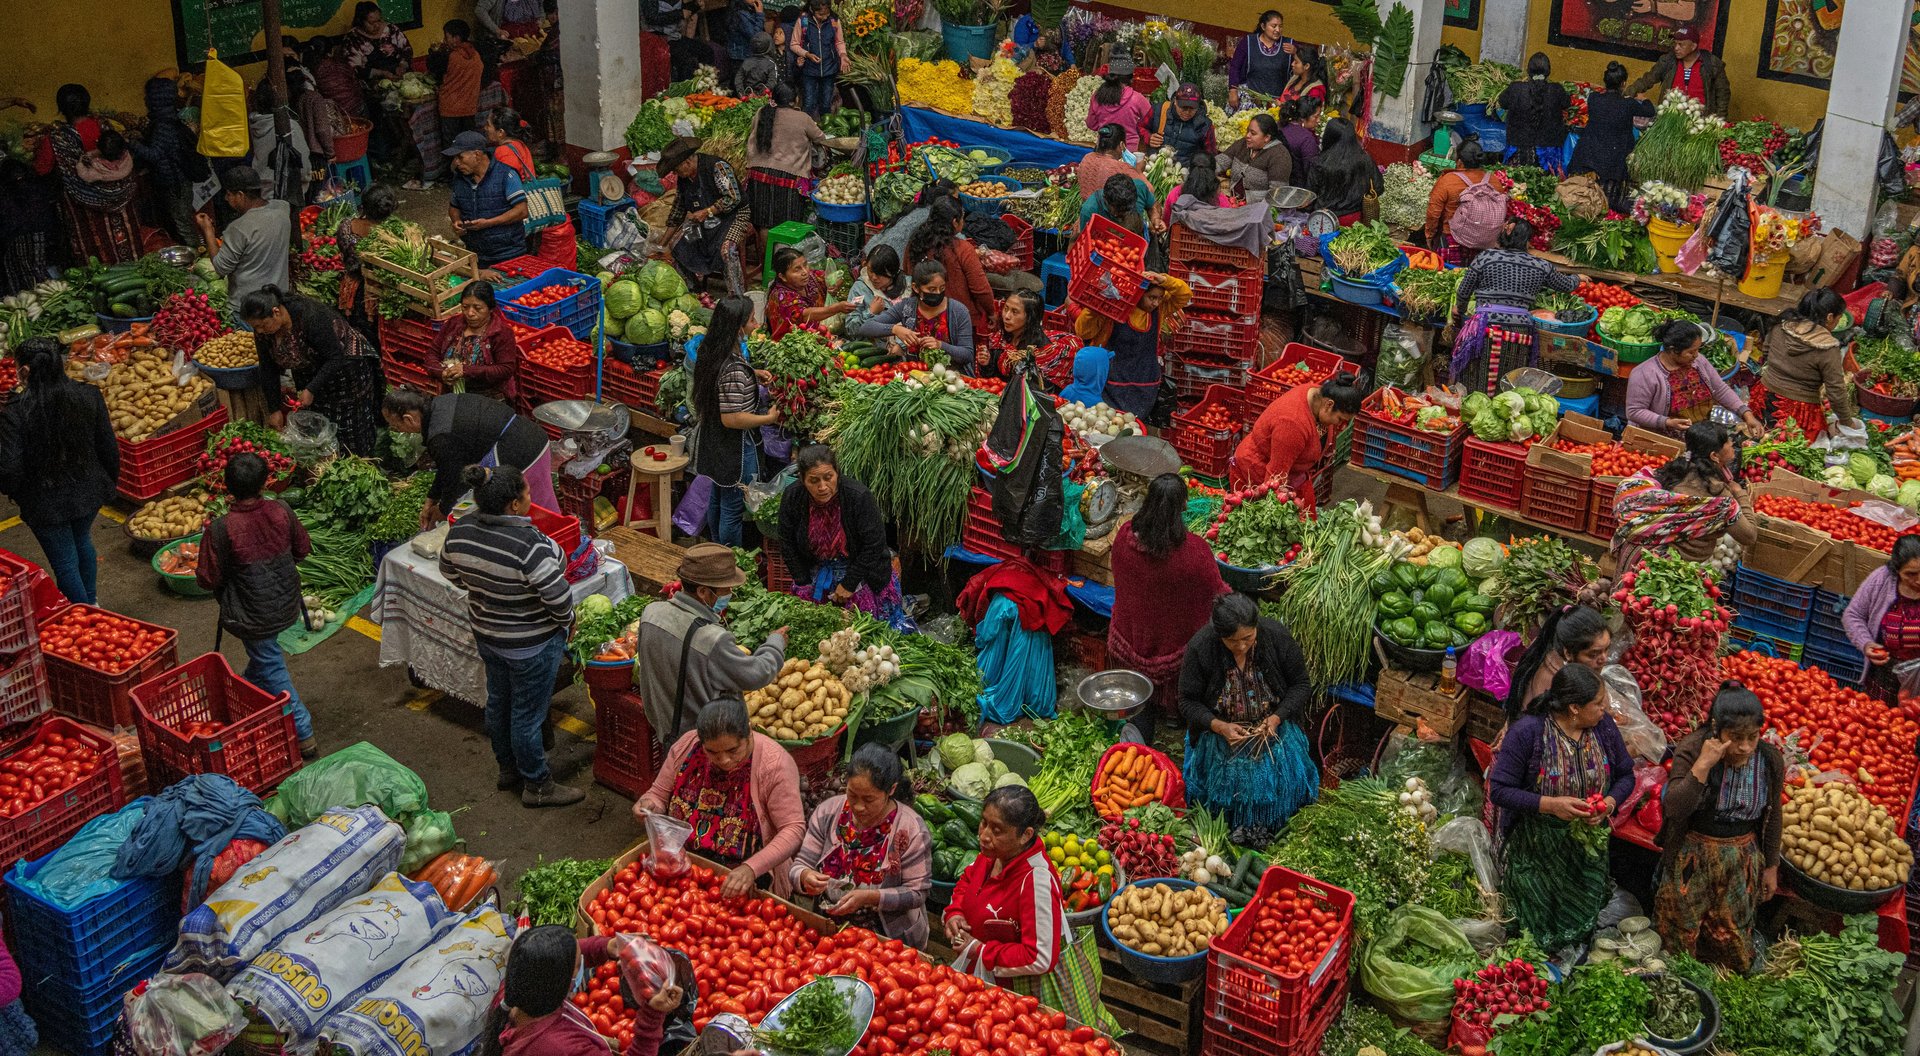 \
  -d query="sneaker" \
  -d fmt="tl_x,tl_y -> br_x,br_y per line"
299,737 -> 318,759
497,769 -> 524,792
522,780 -> 585,807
